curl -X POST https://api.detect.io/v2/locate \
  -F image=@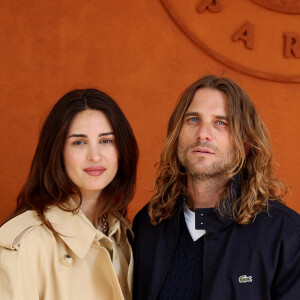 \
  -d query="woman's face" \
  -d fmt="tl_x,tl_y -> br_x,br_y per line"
63,109 -> 118,199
